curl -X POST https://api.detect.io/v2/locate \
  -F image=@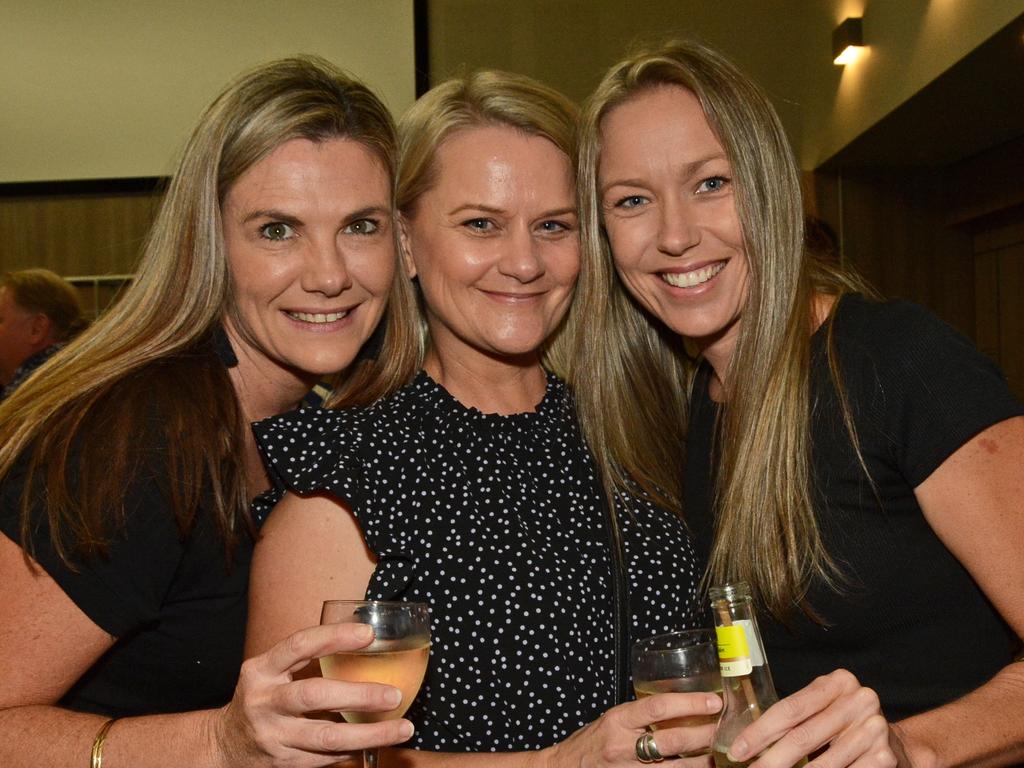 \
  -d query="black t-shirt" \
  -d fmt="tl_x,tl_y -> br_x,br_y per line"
685,294 -> 1023,720
0,409 -> 252,718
